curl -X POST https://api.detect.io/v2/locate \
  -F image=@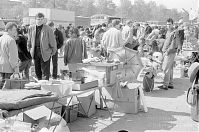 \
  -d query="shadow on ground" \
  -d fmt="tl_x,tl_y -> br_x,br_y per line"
145,78 -> 191,98
68,107 -> 190,132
